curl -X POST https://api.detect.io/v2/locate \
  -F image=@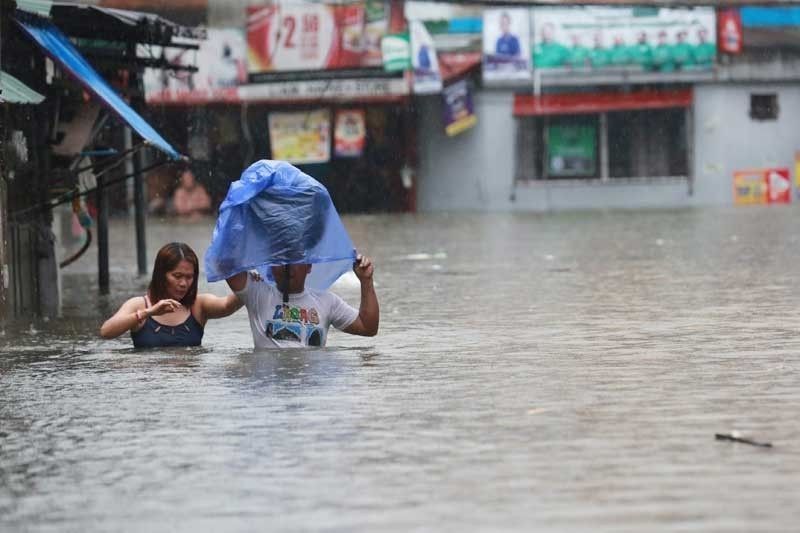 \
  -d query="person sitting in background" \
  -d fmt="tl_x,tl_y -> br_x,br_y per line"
172,168 -> 211,217
100,242 -> 245,348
